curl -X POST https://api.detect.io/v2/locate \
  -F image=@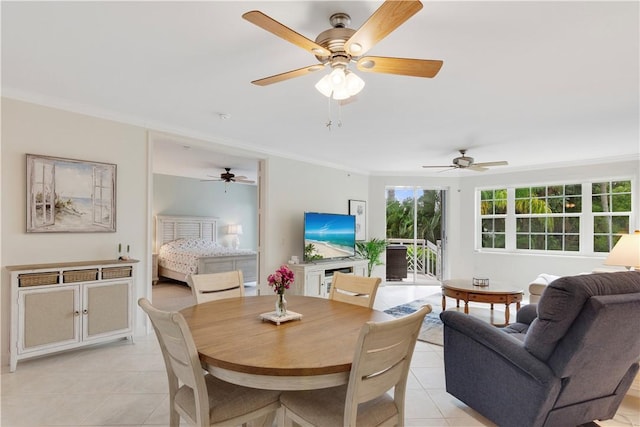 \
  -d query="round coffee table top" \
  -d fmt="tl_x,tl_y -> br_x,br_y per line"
443,278 -> 523,295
